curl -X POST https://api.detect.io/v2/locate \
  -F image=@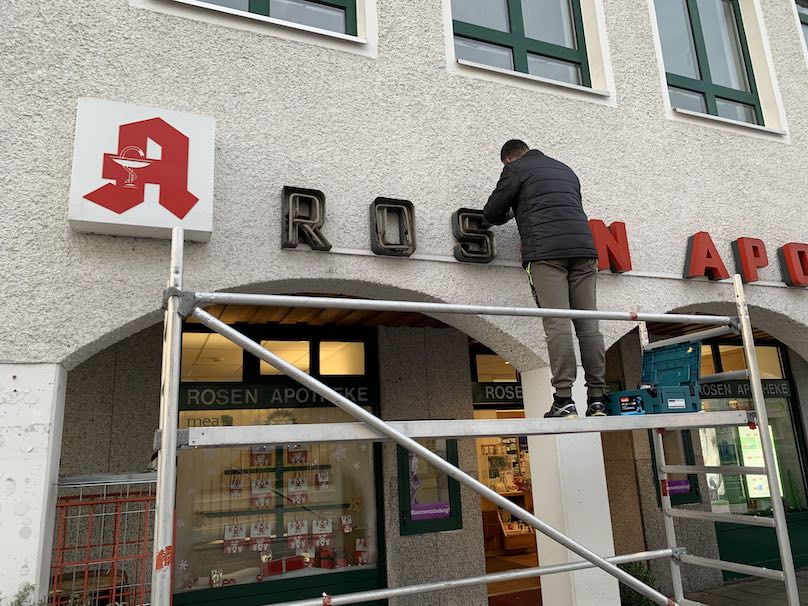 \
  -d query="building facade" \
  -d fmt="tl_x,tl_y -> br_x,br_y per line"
2,0 -> 808,605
